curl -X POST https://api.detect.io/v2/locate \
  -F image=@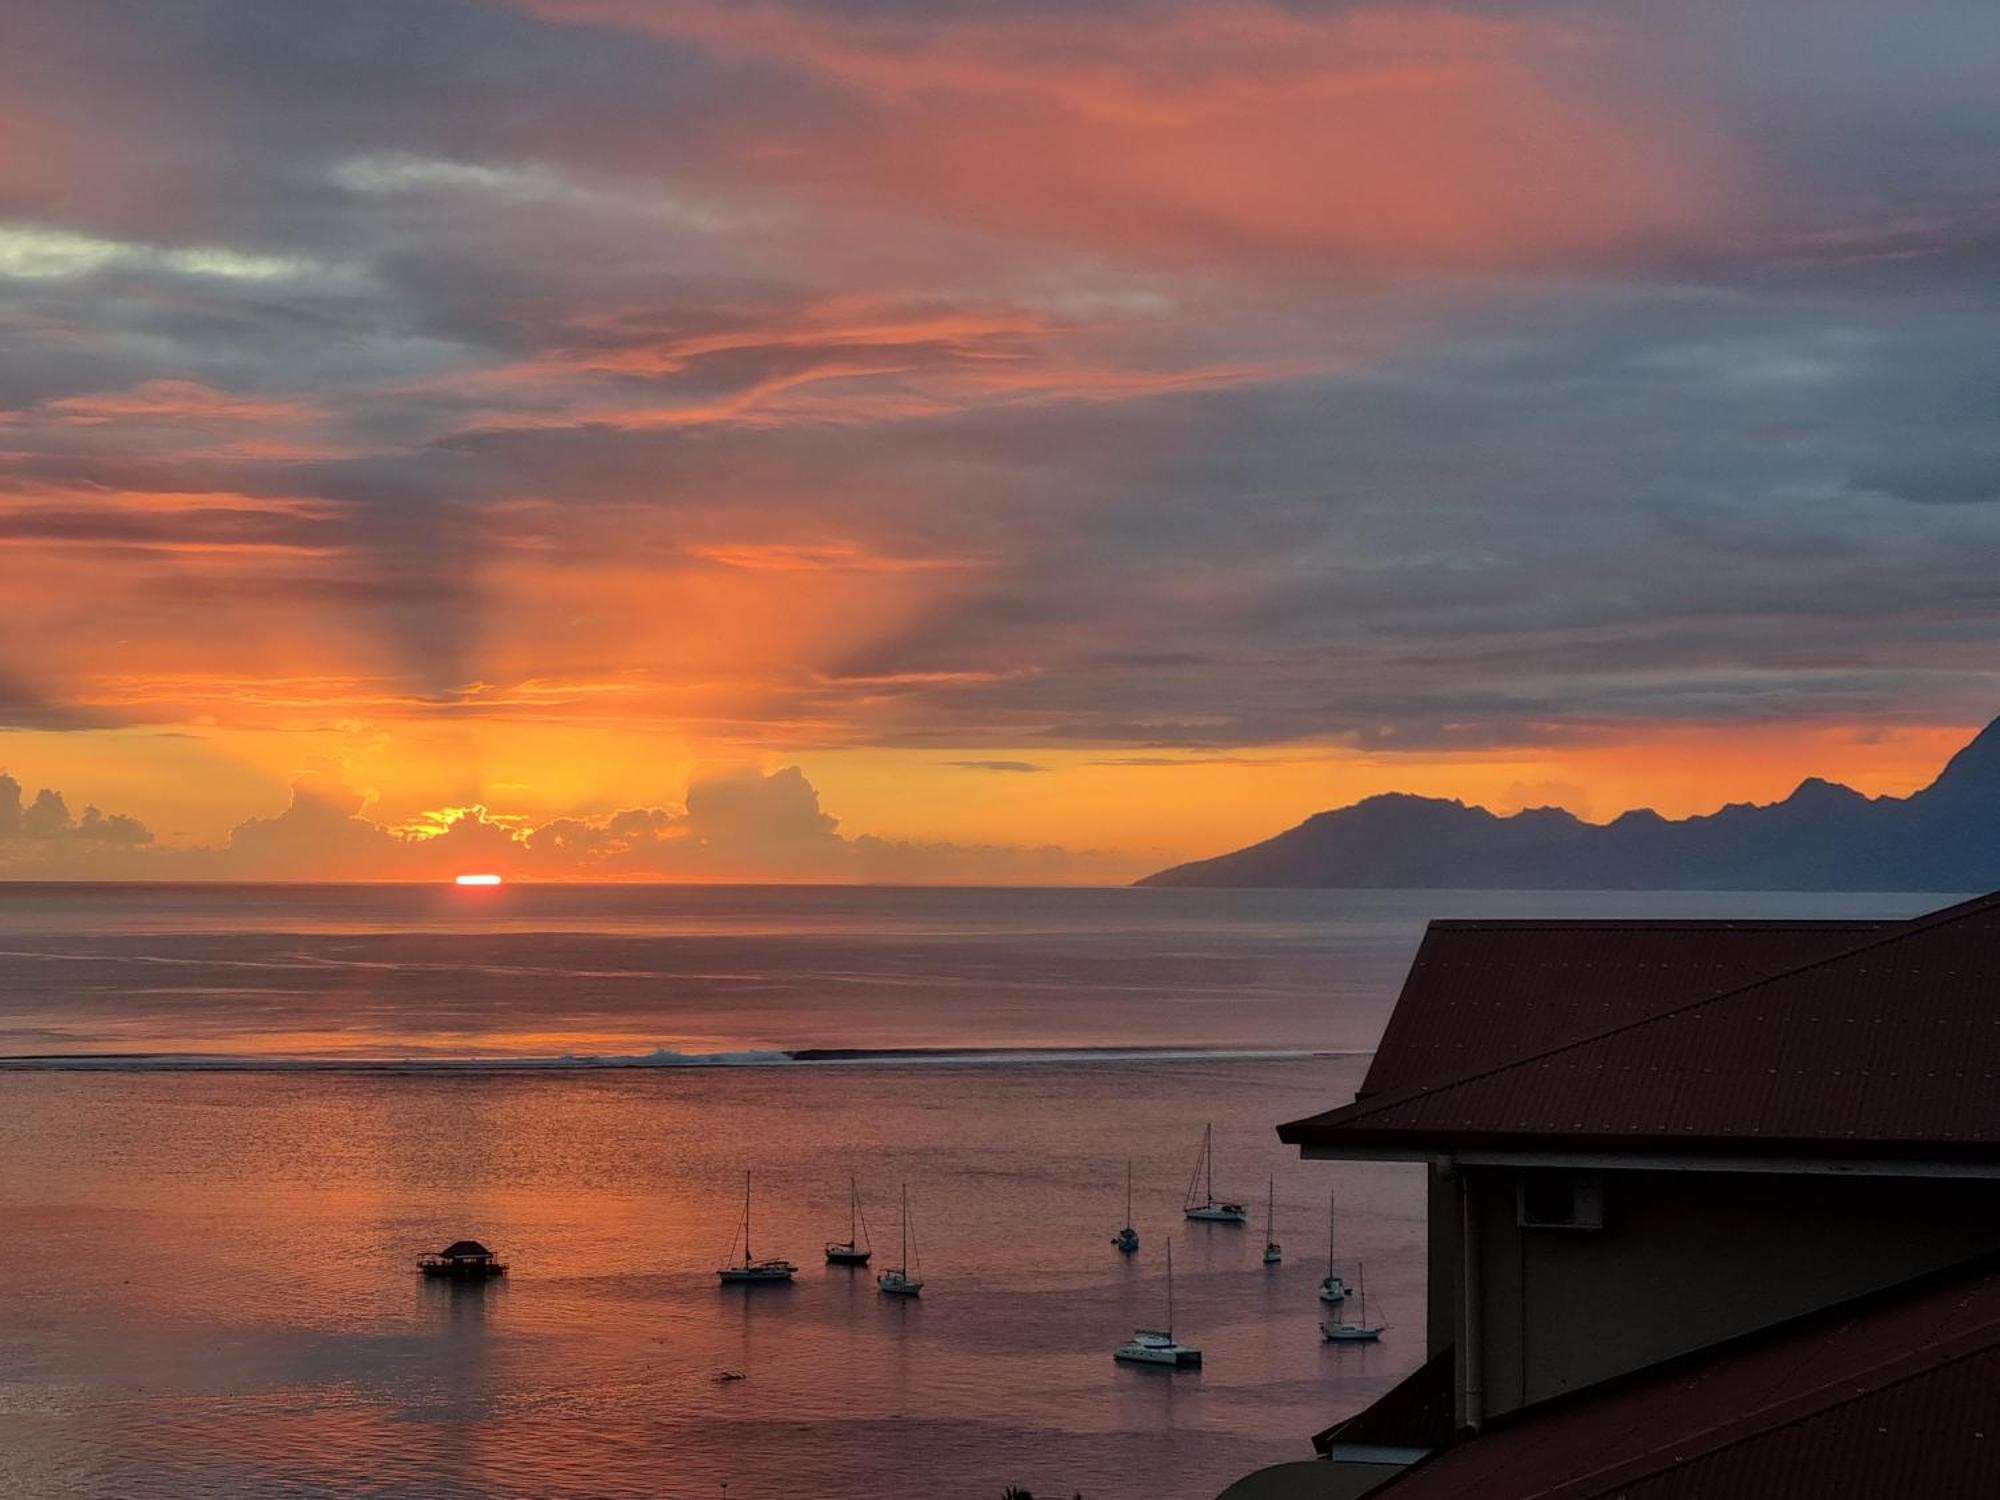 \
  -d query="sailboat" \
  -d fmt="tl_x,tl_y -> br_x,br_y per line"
1182,1123 -> 1248,1223
1320,1260 -> 1384,1343
716,1172 -> 797,1284
1112,1159 -> 1140,1254
1114,1240 -> 1202,1367
1318,1189 -> 1350,1303
826,1176 -> 872,1266
877,1182 -> 924,1296
1262,1175 -> 1282,1265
